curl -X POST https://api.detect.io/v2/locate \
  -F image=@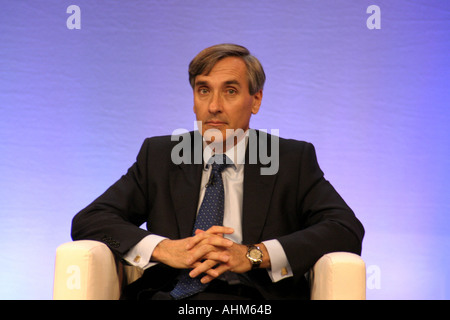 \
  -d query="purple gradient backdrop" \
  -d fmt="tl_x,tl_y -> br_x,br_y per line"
1,1 -> 449,299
